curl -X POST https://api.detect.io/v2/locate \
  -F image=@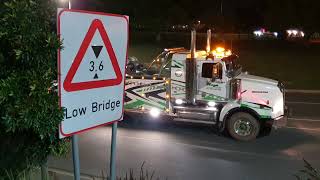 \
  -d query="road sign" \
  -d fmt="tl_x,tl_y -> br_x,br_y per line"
58,9 -> 128,138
